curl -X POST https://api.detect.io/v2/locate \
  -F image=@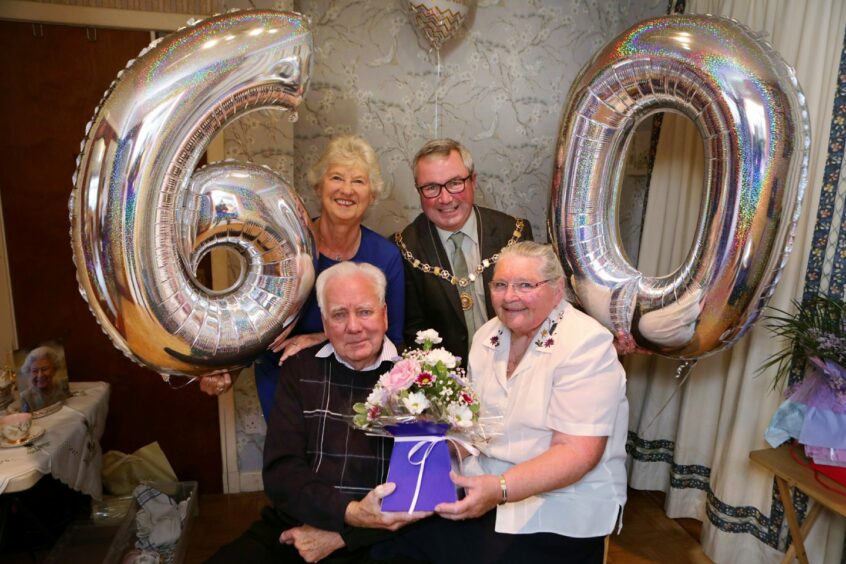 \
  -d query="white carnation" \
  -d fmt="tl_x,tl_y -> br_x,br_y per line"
402,391 -> 430,415
425,348 -> 456,369
448,404 -> 474,428
415,329 -> 443,345
366,386 -> 388,406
